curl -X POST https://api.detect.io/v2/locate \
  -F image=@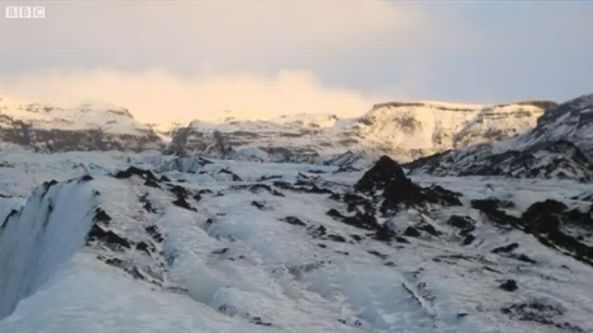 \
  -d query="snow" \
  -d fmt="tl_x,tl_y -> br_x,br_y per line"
0,95 -> 155,136
358,101 -> 545,158
408,94 -> 593,181
171,99 -> 547,163
0,93 -> 550,164
1,151 -> 593,332
0,179 -> 98,318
